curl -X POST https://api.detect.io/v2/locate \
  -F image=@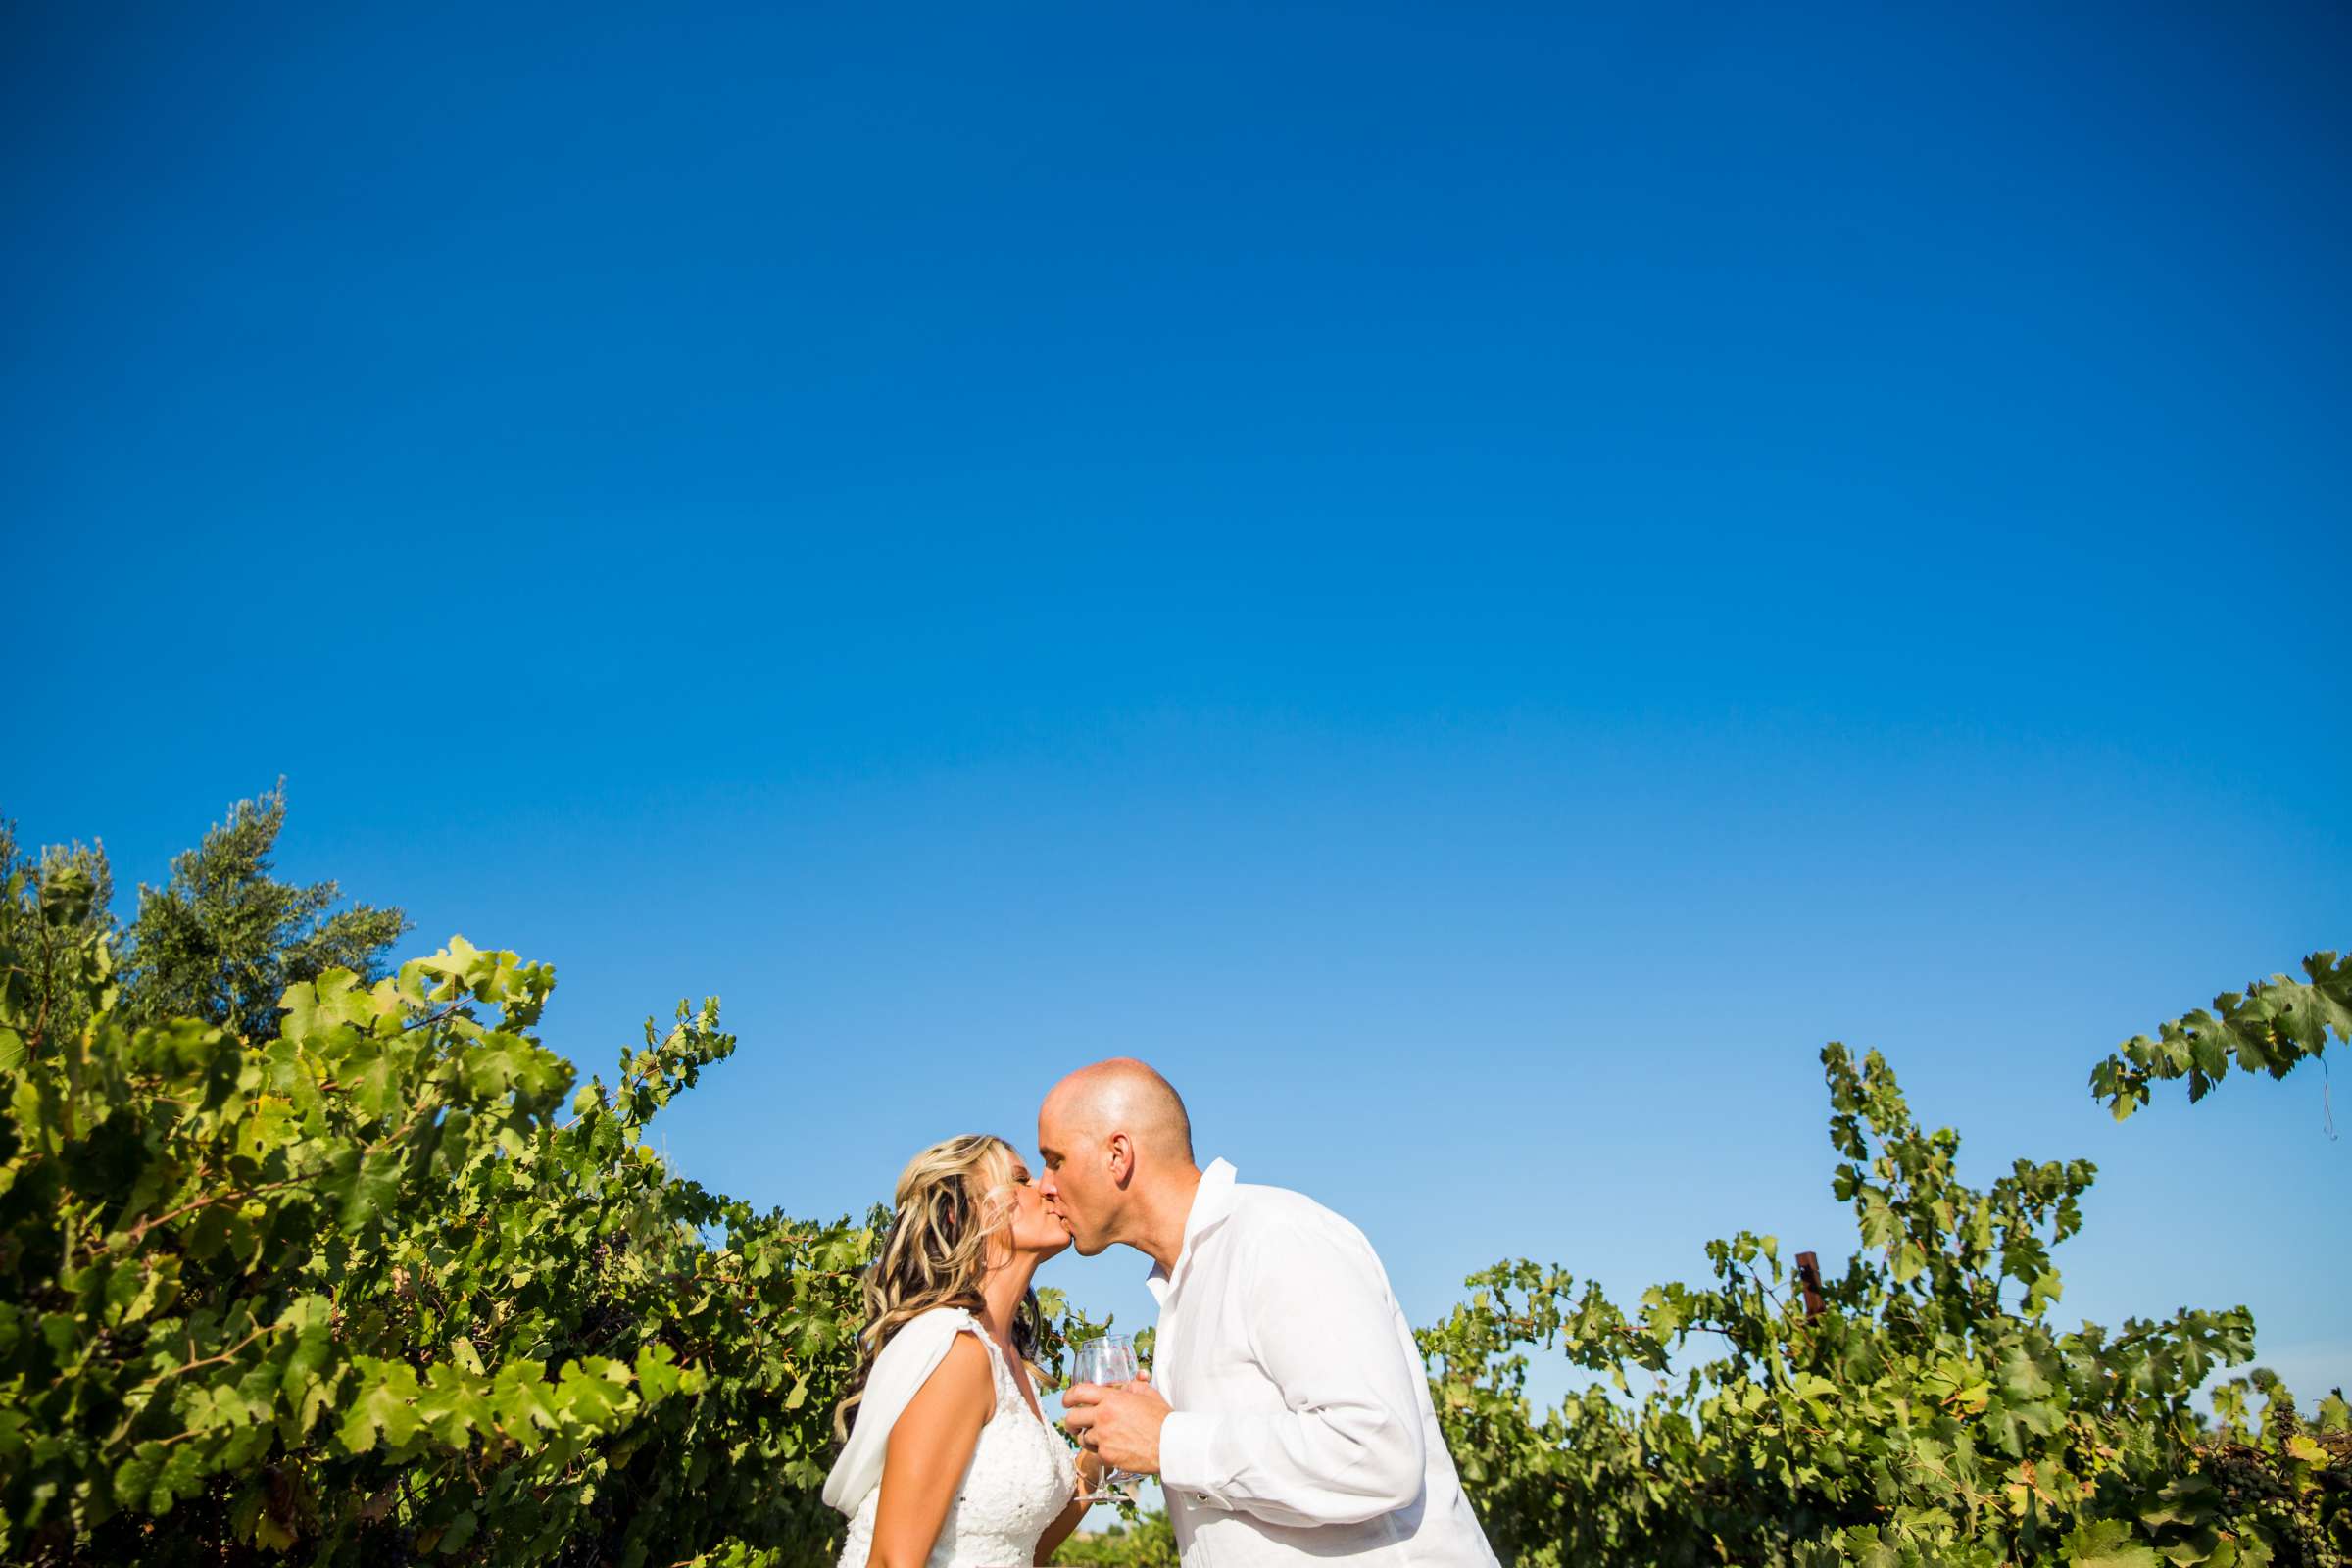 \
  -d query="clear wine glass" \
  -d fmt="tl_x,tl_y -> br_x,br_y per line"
1070,1332 -> 1144,1502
